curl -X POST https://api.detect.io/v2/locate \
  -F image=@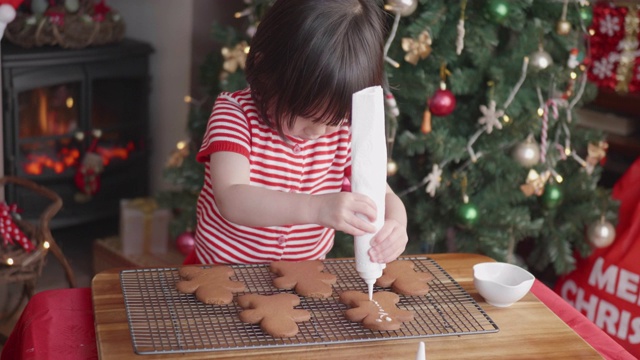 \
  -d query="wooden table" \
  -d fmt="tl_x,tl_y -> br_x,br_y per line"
92,253 -> 601,359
